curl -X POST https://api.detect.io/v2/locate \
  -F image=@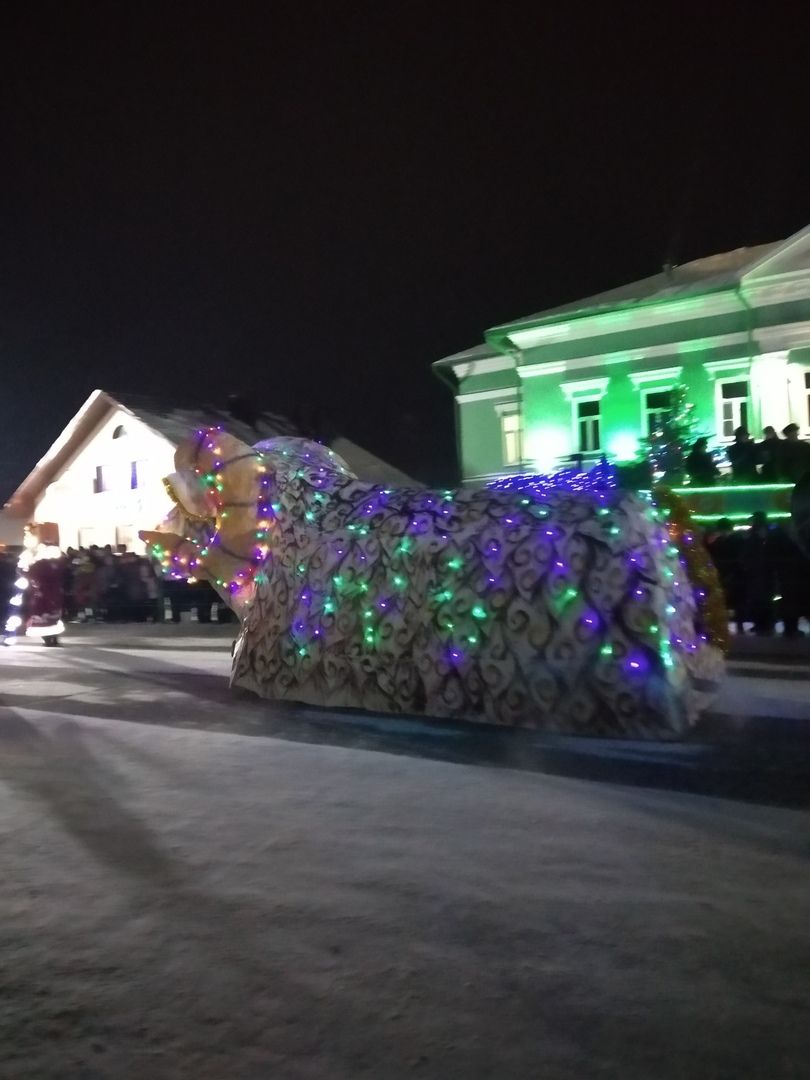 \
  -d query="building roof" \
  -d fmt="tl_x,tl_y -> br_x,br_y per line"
483,223 -> 810,346
111,391 -> 300,448
5,390 -> 415,518
504,243 -> 778,327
